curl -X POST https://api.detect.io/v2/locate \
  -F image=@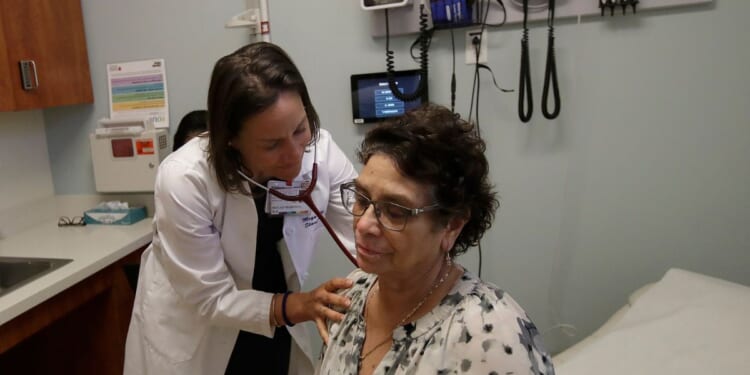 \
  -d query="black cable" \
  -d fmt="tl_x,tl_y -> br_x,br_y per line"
471,0 -> 495,279
476,63 -> 513,93
542,0 -> 560,119
409,28 -> 433,61
450,28 -> 457,113
477,244 -> 483,278
474,0 -> 482,26
518,0 -> 533,123
468,0 -> 491,124
484,0 -> 508,27
385,6 -> 429,102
